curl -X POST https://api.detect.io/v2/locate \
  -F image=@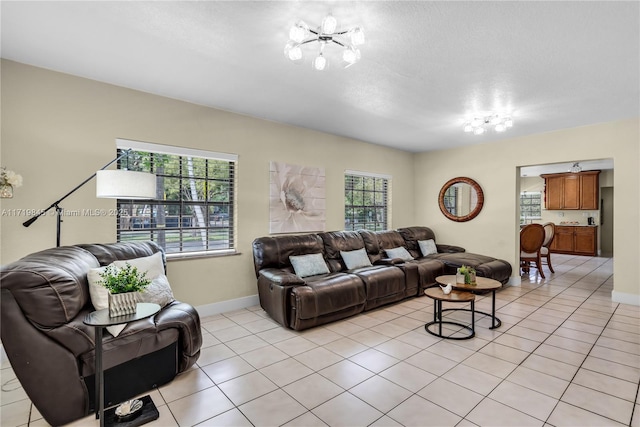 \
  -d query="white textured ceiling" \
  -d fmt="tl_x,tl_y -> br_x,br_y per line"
1,1 -> 639,153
